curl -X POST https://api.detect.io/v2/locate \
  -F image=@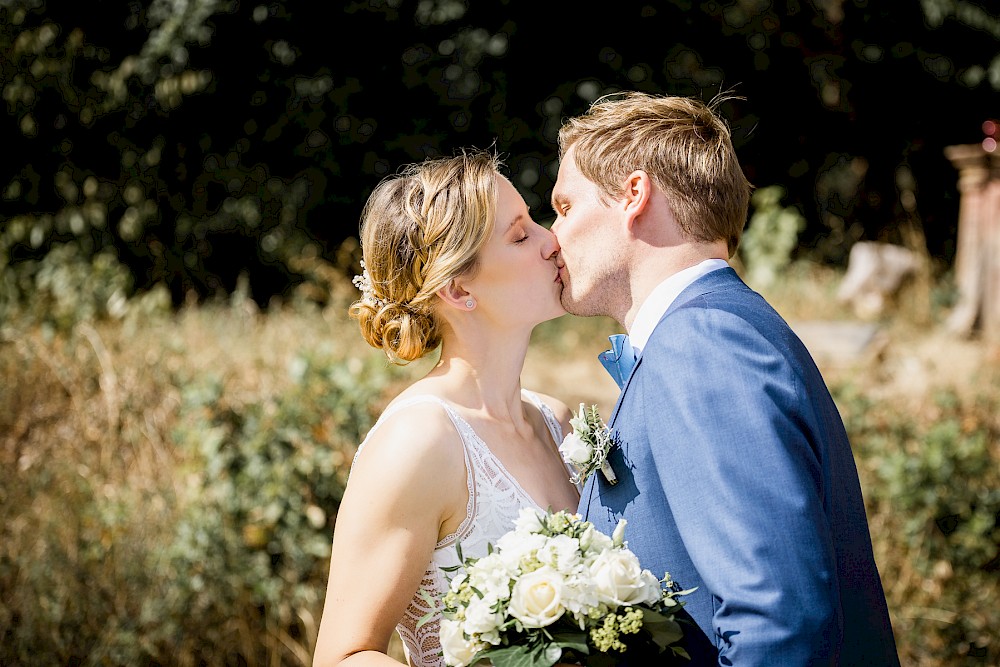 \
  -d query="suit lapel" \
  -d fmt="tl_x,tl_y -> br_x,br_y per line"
608,266 -> 743,428
585,267 -> 745,517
